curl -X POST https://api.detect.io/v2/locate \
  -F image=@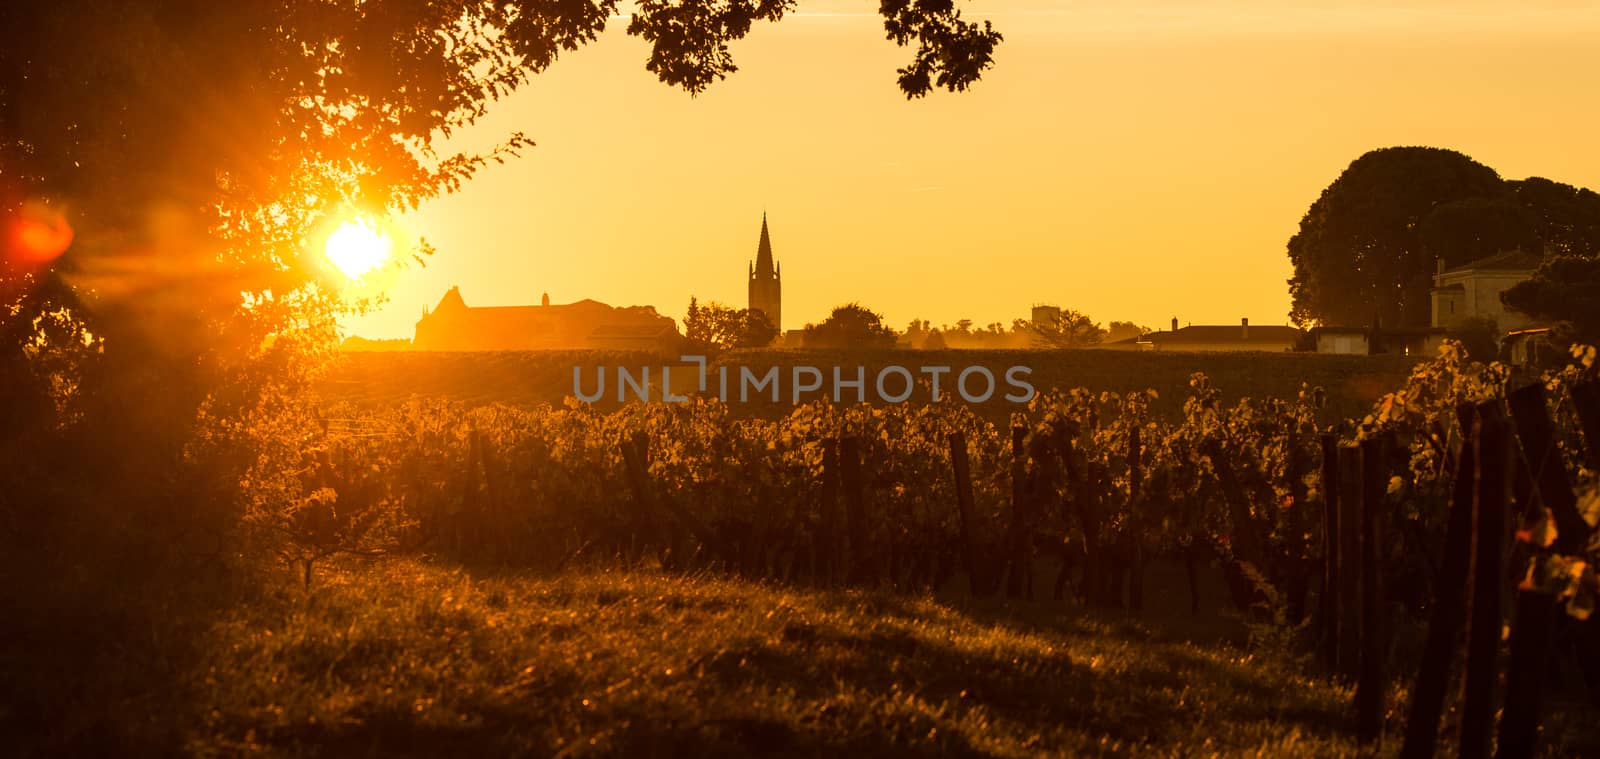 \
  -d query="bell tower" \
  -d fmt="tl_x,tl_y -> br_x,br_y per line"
747,213 -> 781,332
